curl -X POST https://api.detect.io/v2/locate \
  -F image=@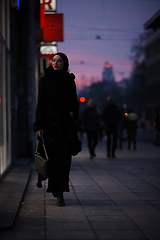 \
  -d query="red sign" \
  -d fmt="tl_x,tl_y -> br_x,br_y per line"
43,14 -> 63,42
40,3 -> 45,28
42,0 -> 53,10
41,54 -> 54,65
